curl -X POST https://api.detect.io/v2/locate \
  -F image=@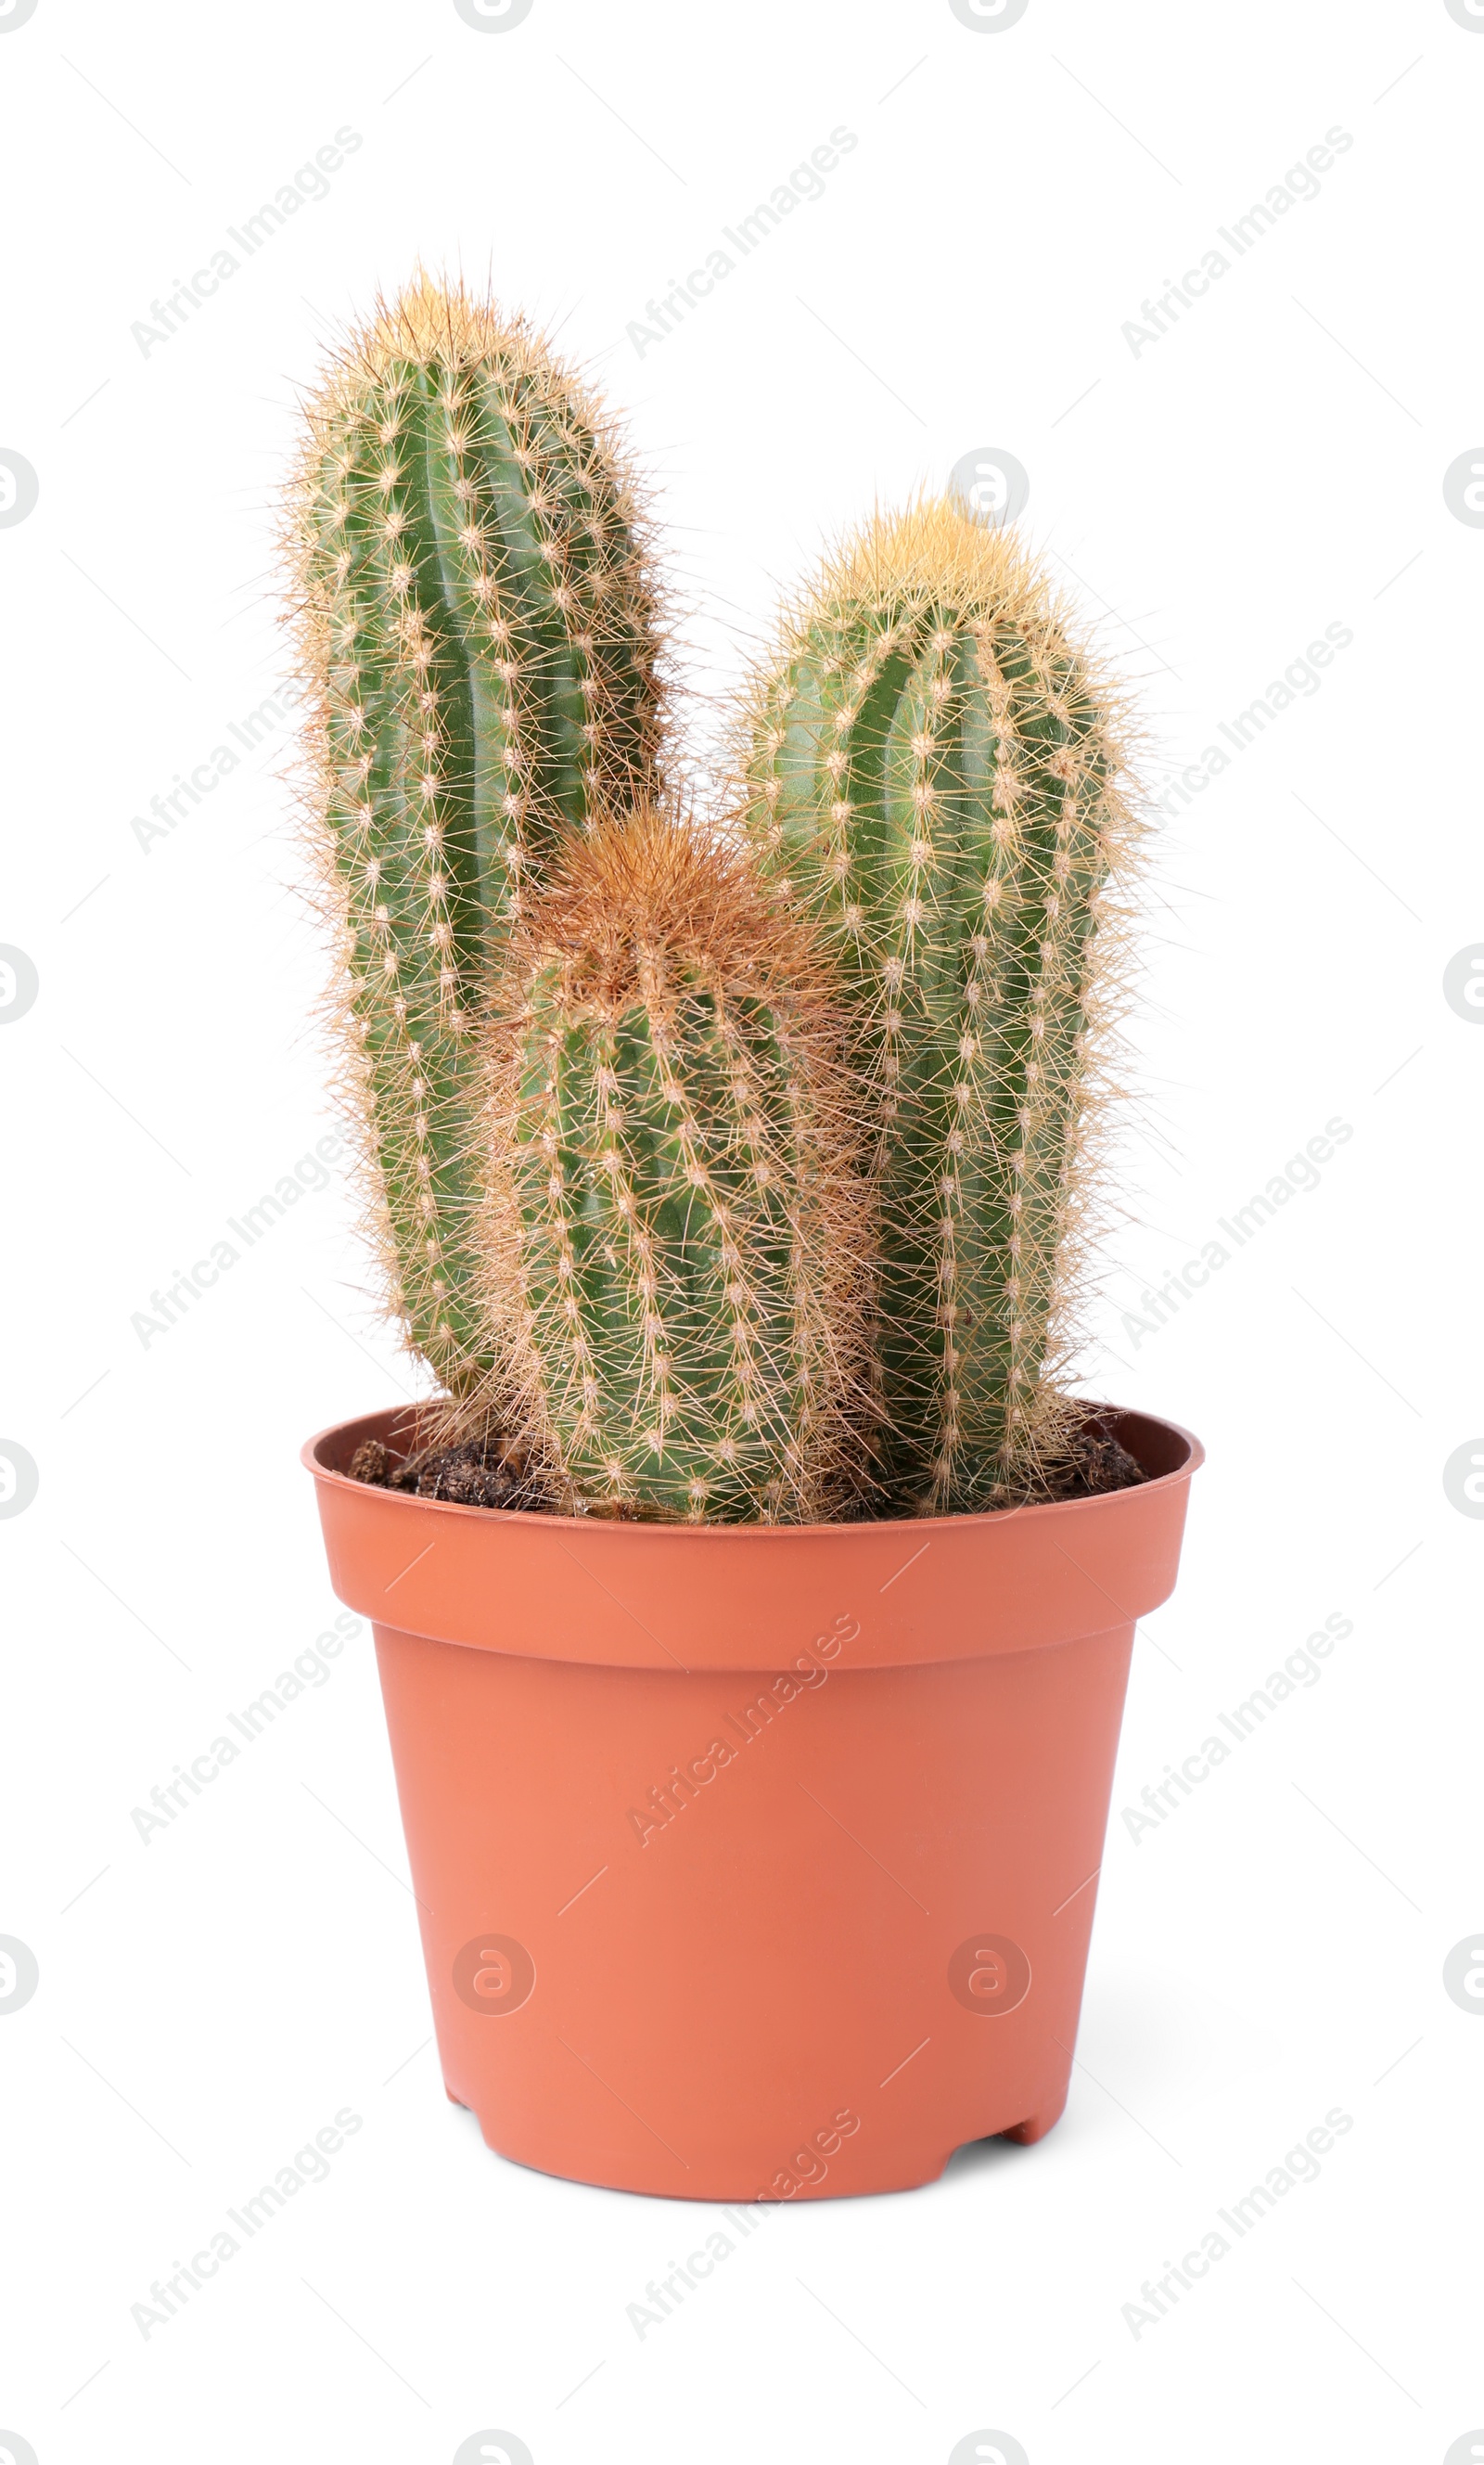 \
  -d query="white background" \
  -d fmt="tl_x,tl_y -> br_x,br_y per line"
2,1 -> 1480,2459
